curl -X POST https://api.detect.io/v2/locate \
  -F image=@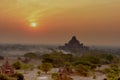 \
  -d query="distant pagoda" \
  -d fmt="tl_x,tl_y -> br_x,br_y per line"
59,36 -> 89,53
